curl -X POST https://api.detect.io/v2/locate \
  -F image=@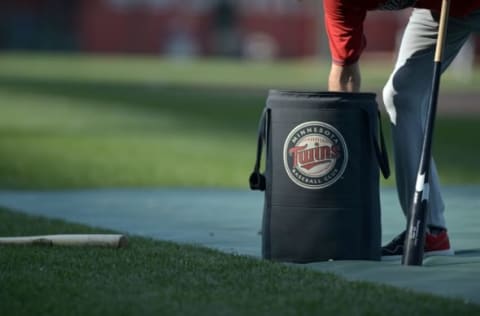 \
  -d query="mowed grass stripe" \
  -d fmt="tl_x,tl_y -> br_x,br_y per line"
1,207 -> 479,316
1,53 -> 480,91
0,133 -> 252,189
